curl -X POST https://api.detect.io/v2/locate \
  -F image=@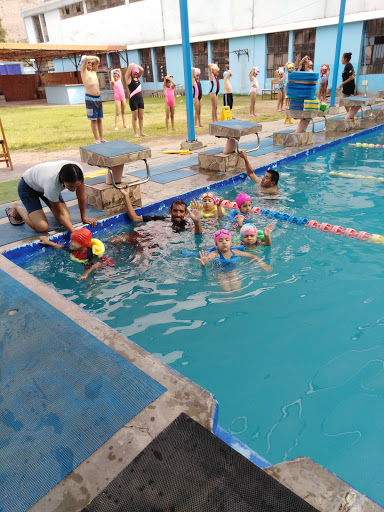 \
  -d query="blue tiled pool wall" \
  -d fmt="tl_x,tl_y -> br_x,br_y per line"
4,123 -> 384,269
